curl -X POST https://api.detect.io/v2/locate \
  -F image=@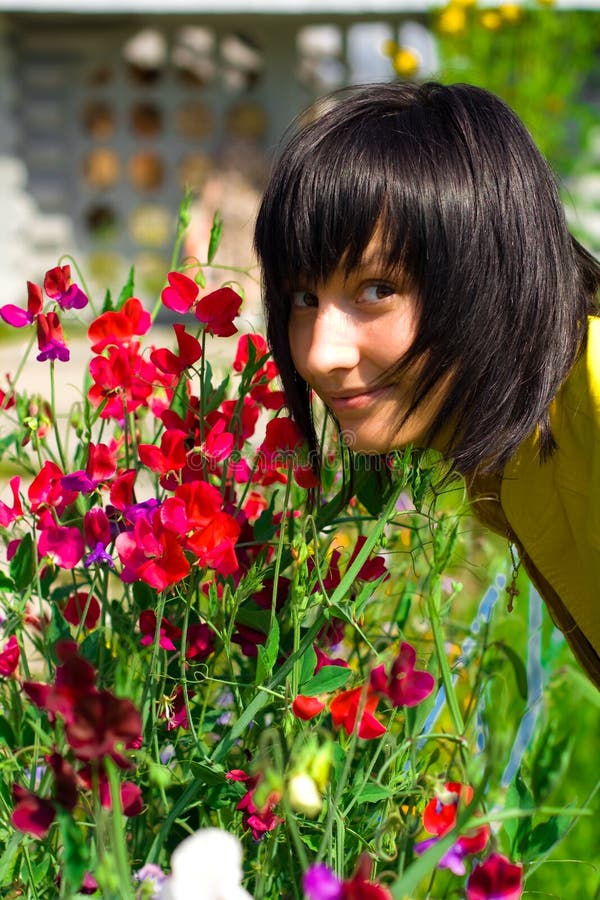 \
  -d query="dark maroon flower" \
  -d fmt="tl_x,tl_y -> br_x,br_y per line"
11,784 -> 56,838
65,690 -> 142,767
186,622 -> 215,661
370,642 -> 435,708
